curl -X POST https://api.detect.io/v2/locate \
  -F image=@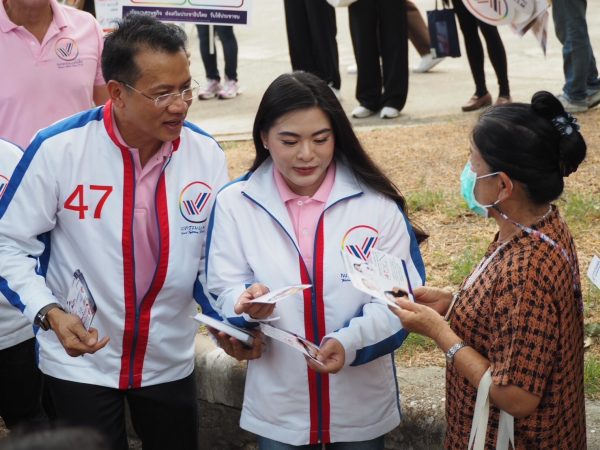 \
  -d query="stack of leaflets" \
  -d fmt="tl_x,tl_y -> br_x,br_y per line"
64,269 -> 97,330
342,249 -> 414,309
260,323 -> 323,366
193,313 -> 255,347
